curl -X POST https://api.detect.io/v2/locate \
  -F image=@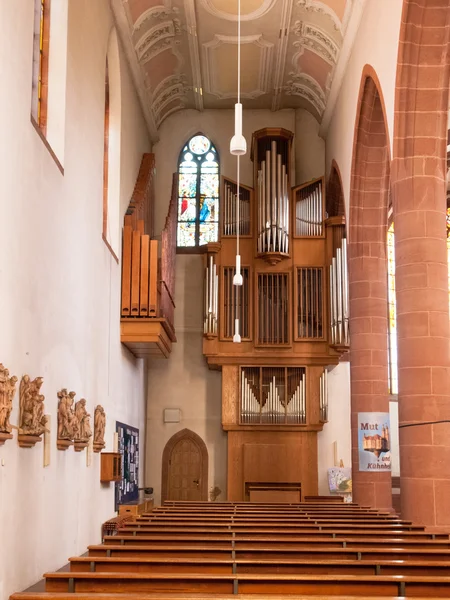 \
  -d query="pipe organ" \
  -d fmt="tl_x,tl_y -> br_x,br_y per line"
202,128 -> 349,502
